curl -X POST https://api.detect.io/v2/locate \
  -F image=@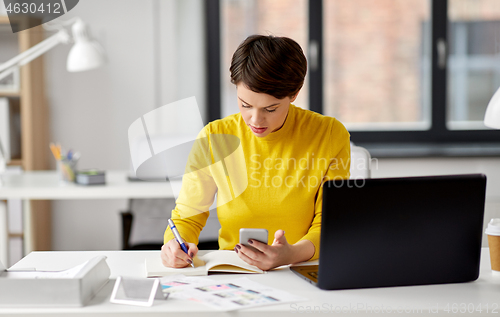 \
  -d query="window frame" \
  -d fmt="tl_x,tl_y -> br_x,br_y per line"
206,0 -> 500,157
